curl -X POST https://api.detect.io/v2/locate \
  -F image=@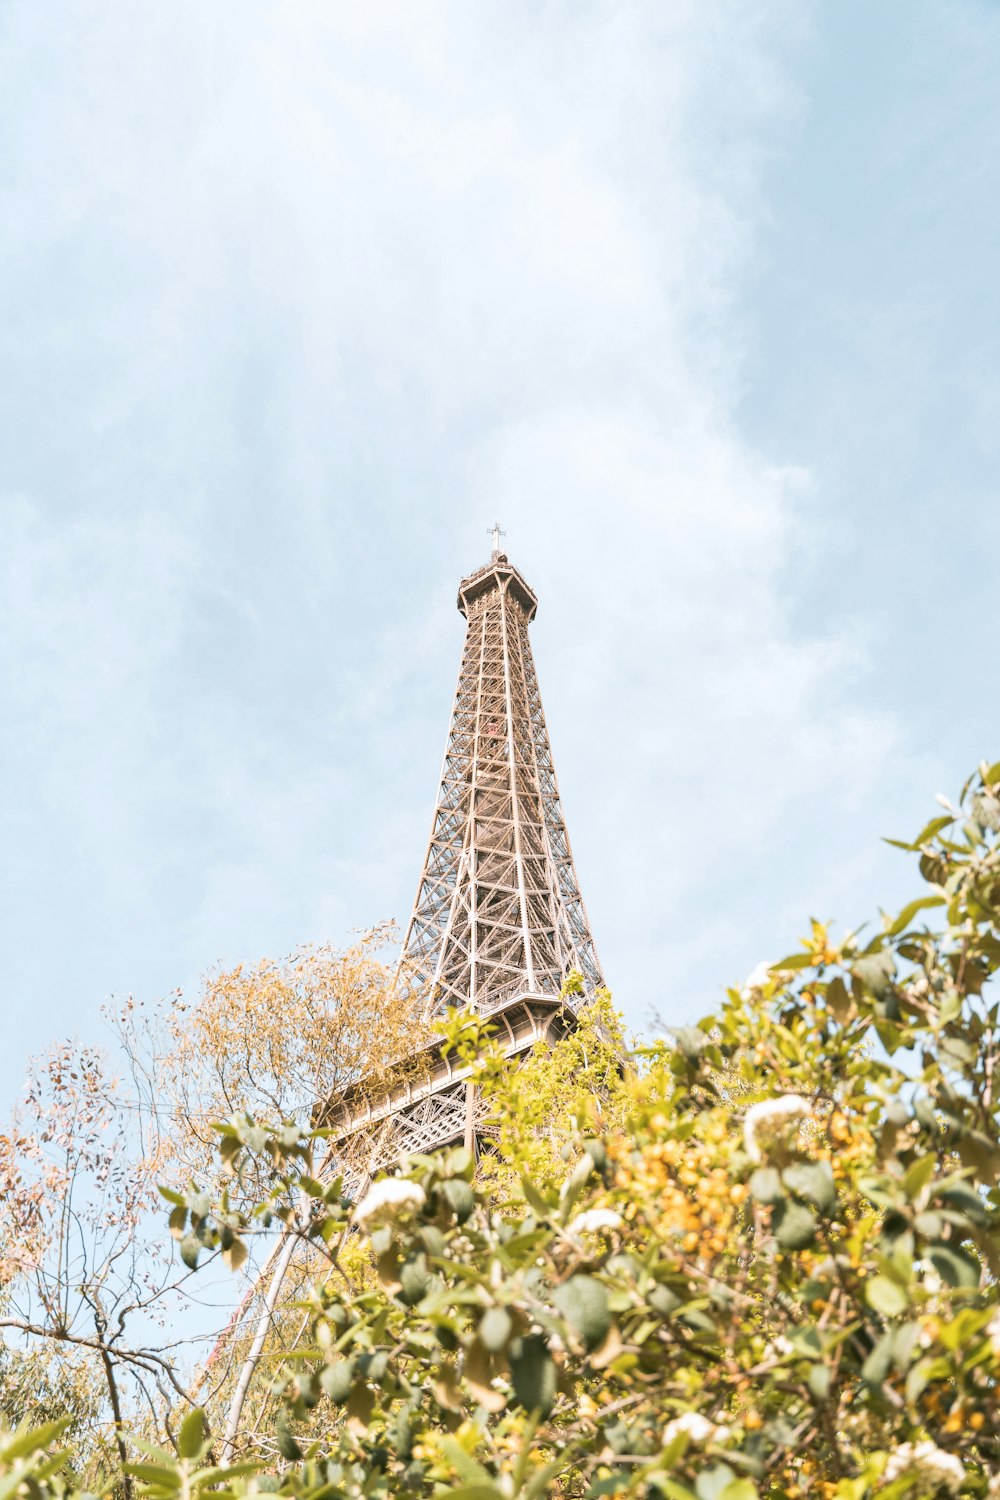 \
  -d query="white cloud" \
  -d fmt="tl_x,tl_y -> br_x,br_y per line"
0,0 -> 907,1082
